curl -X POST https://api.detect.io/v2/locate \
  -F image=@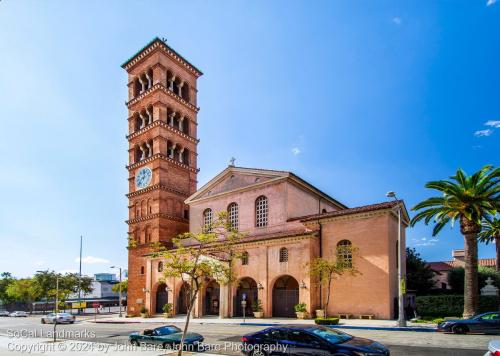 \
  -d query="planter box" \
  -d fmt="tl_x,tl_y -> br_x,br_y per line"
296,312 -> 306,319
316,310 -> 325,318
253,311 -> 263,318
